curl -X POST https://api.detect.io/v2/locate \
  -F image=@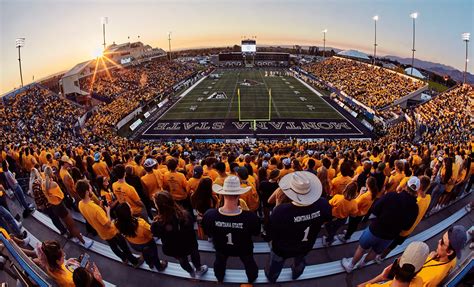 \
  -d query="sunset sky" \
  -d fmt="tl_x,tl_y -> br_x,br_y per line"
1,0 -> 472,94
